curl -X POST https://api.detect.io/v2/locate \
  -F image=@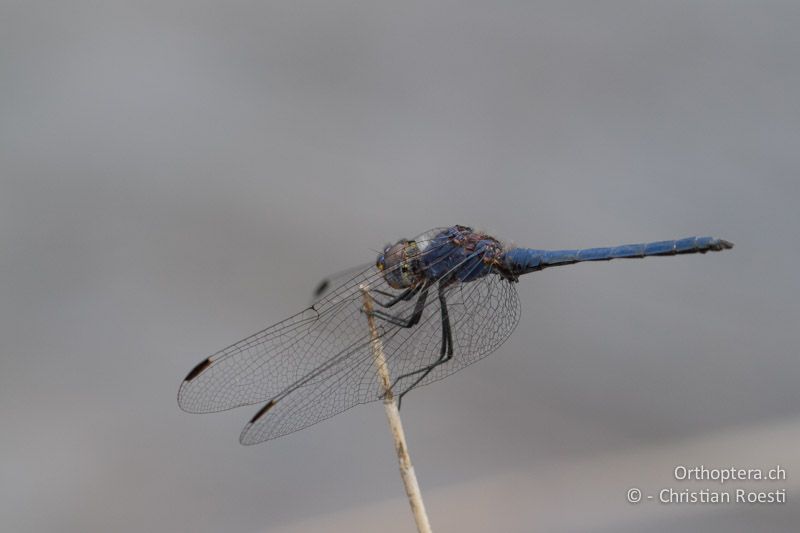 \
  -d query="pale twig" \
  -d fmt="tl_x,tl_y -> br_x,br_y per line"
360,284 -> 433,533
